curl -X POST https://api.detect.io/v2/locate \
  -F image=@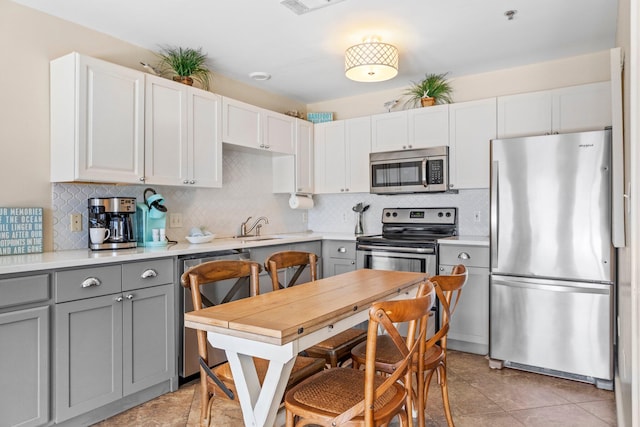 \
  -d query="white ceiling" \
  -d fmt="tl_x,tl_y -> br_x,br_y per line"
14,0 -> 618,104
